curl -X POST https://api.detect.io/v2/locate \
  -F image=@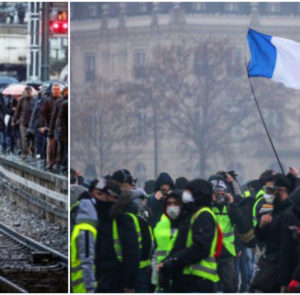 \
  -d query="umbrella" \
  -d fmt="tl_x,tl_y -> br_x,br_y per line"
0,76 -> 18,88
2,84 -> 38,96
